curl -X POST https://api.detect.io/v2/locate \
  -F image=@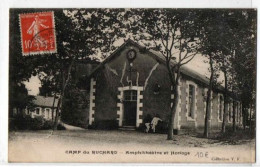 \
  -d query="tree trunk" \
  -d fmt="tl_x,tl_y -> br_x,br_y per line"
53,58 -> 75,130
51,92 -> 57,122
166,62 -> 180,140
222,70 -> 228,133
232,100 -> 236,132
204,89 -> 211,138
167,84 -> 179,140
204,55 -> 213,138
242,106 -> 246,130
53,96 -> 62,130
